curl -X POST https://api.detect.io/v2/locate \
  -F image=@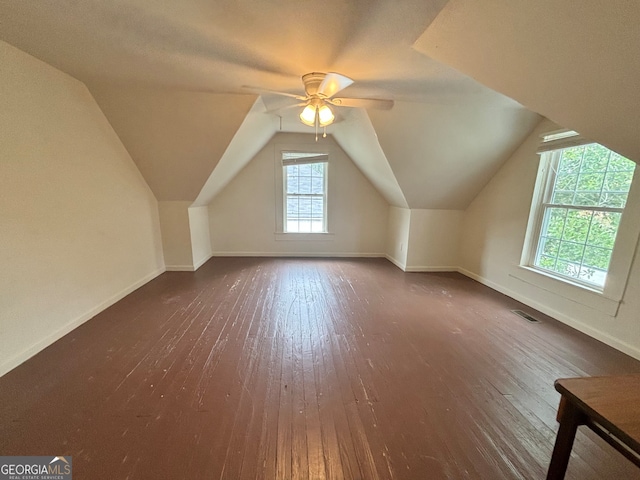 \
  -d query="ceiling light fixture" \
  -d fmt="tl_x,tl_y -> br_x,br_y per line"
299,104 -> 317,126
246,71 -> 394,141
299,97 -> 335,141
318,105 -> 335,126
